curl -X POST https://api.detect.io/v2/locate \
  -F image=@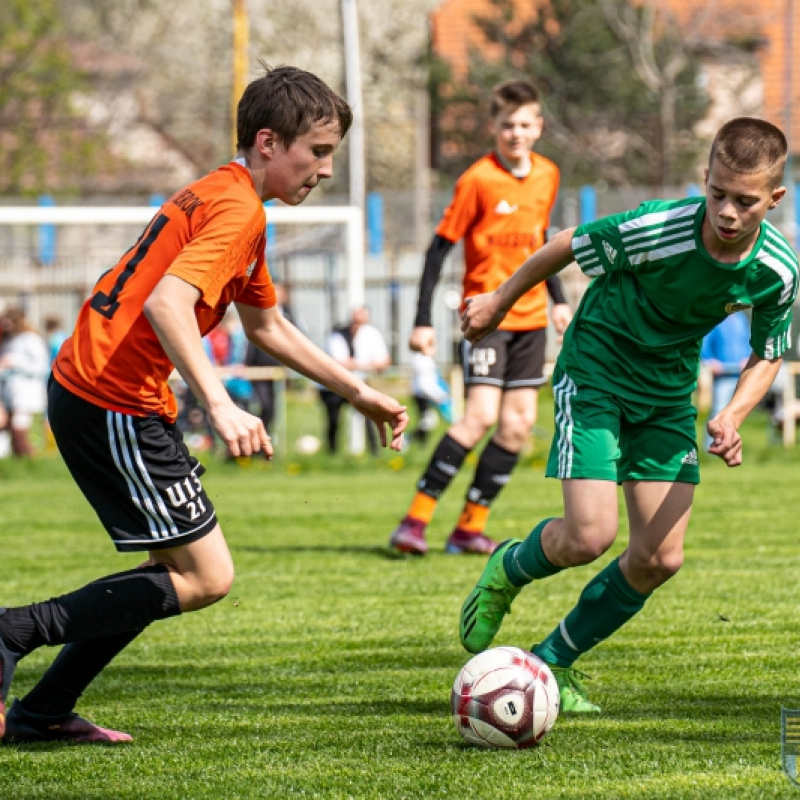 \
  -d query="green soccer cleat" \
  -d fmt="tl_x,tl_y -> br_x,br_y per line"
459,539 -> 522,653
547,665 -> 601,714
